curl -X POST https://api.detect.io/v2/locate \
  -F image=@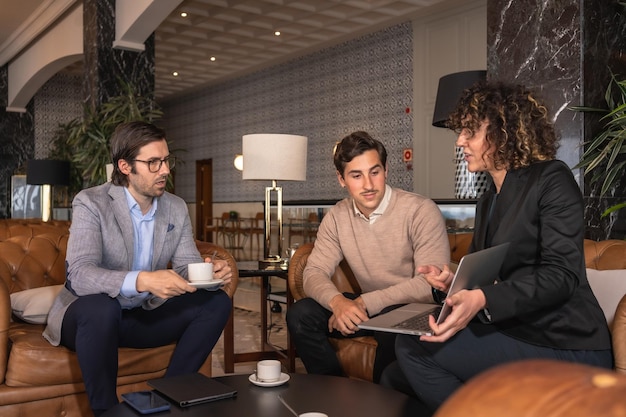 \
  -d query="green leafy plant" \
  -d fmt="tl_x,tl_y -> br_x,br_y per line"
573,73 -> 626,217
50,79 -> 175,198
